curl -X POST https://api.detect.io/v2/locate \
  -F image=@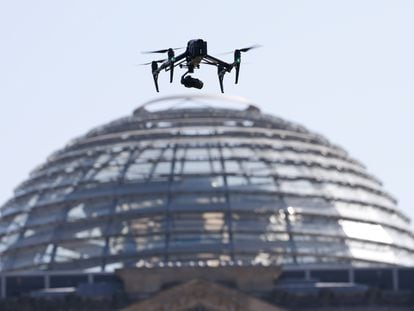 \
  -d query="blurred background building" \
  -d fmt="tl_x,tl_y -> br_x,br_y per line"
0,95 -> 413,310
